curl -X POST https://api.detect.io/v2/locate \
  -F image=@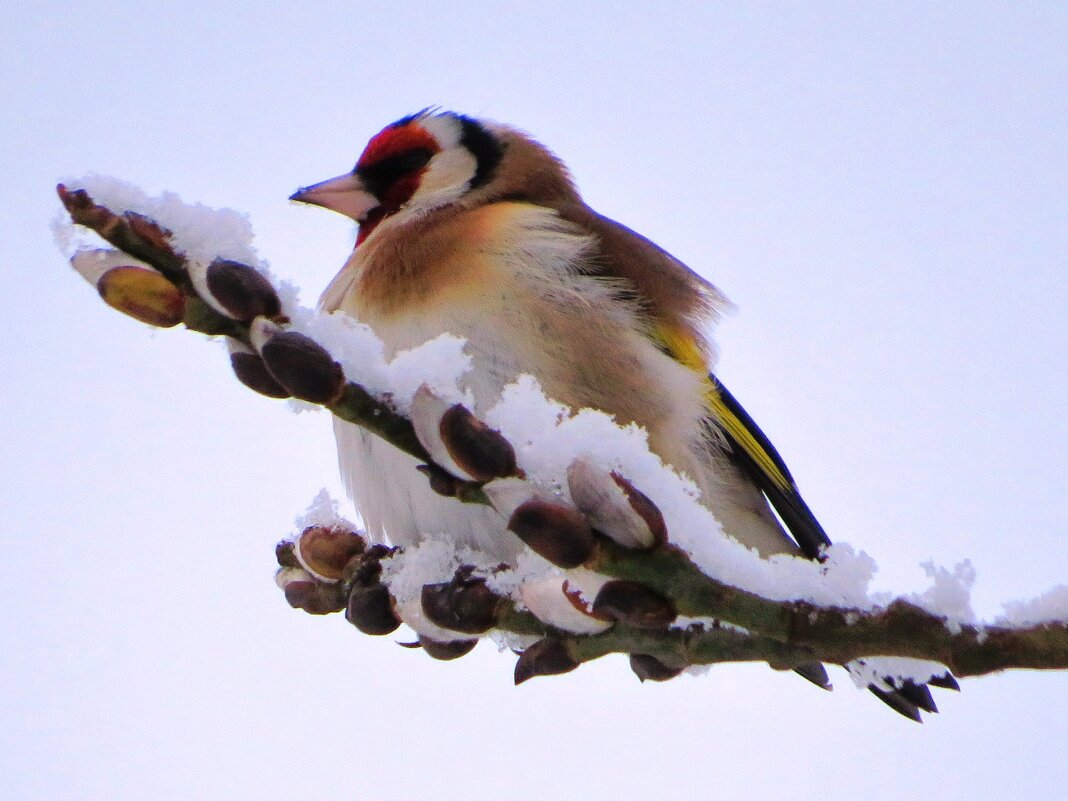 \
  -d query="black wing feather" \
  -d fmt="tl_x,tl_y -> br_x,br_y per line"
708,374 -> 832,559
